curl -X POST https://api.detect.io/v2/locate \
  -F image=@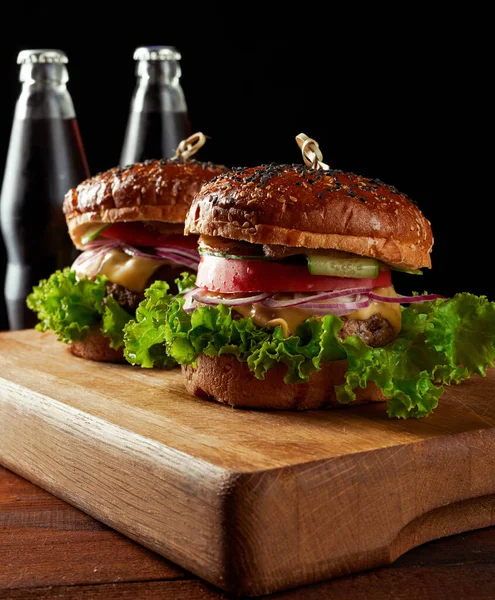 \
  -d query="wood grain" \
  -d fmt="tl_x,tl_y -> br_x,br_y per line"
2,466 -> 495,599
0,466 -> 183,590
4,569 -> 495,600
2,330 -> 495,596
0,581 -> 220,600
